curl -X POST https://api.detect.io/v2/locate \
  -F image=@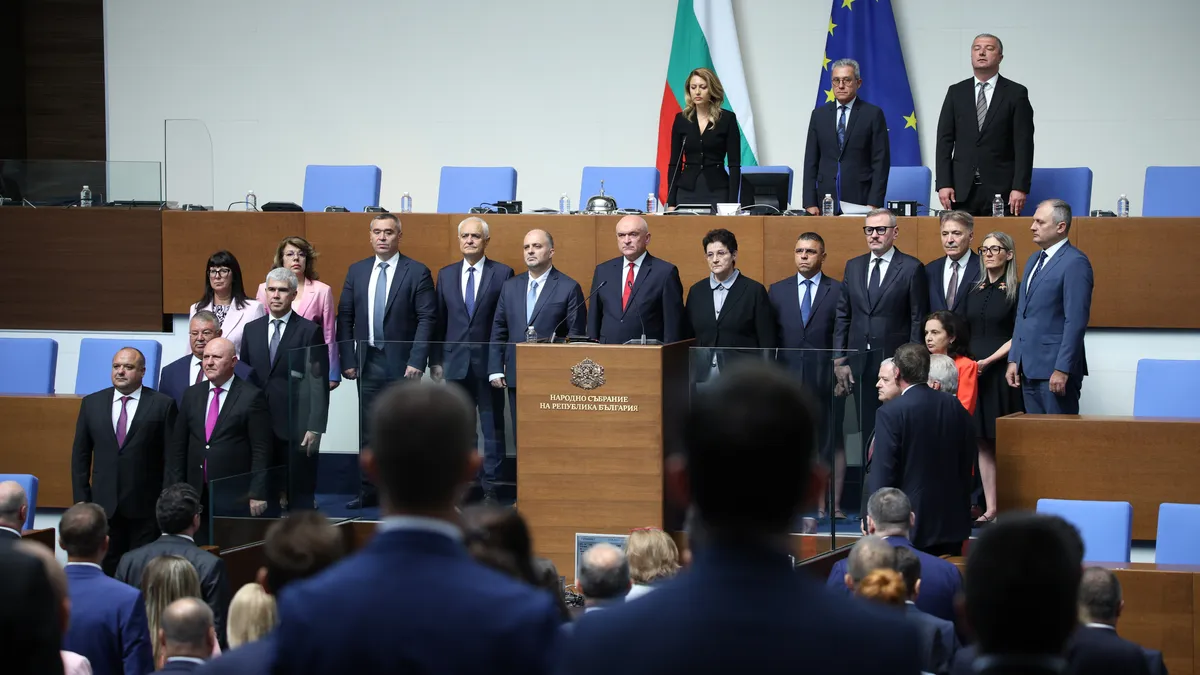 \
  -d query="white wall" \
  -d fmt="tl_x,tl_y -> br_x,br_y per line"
104,0 -> 1200,214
